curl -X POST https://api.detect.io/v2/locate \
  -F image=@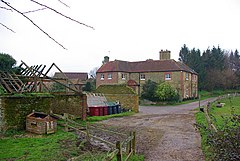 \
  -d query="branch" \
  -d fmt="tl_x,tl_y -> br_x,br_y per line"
57,0 -> 70,8
0,0 -> 67,49
30,0 -> 95,30
0,6 -> 12,11
23,7 -> 47,14
0,22 -> 15,33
